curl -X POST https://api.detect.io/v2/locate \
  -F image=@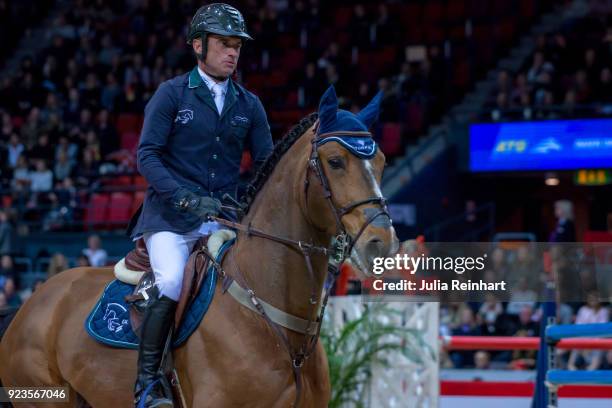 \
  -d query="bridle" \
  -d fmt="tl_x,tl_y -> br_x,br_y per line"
211,124 -> 392,407
305,127 -> 391,261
